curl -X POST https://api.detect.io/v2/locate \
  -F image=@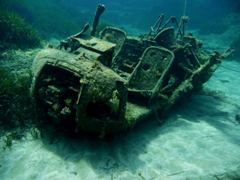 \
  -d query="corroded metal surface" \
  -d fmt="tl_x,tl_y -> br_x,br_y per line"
31,4 -> 224,136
